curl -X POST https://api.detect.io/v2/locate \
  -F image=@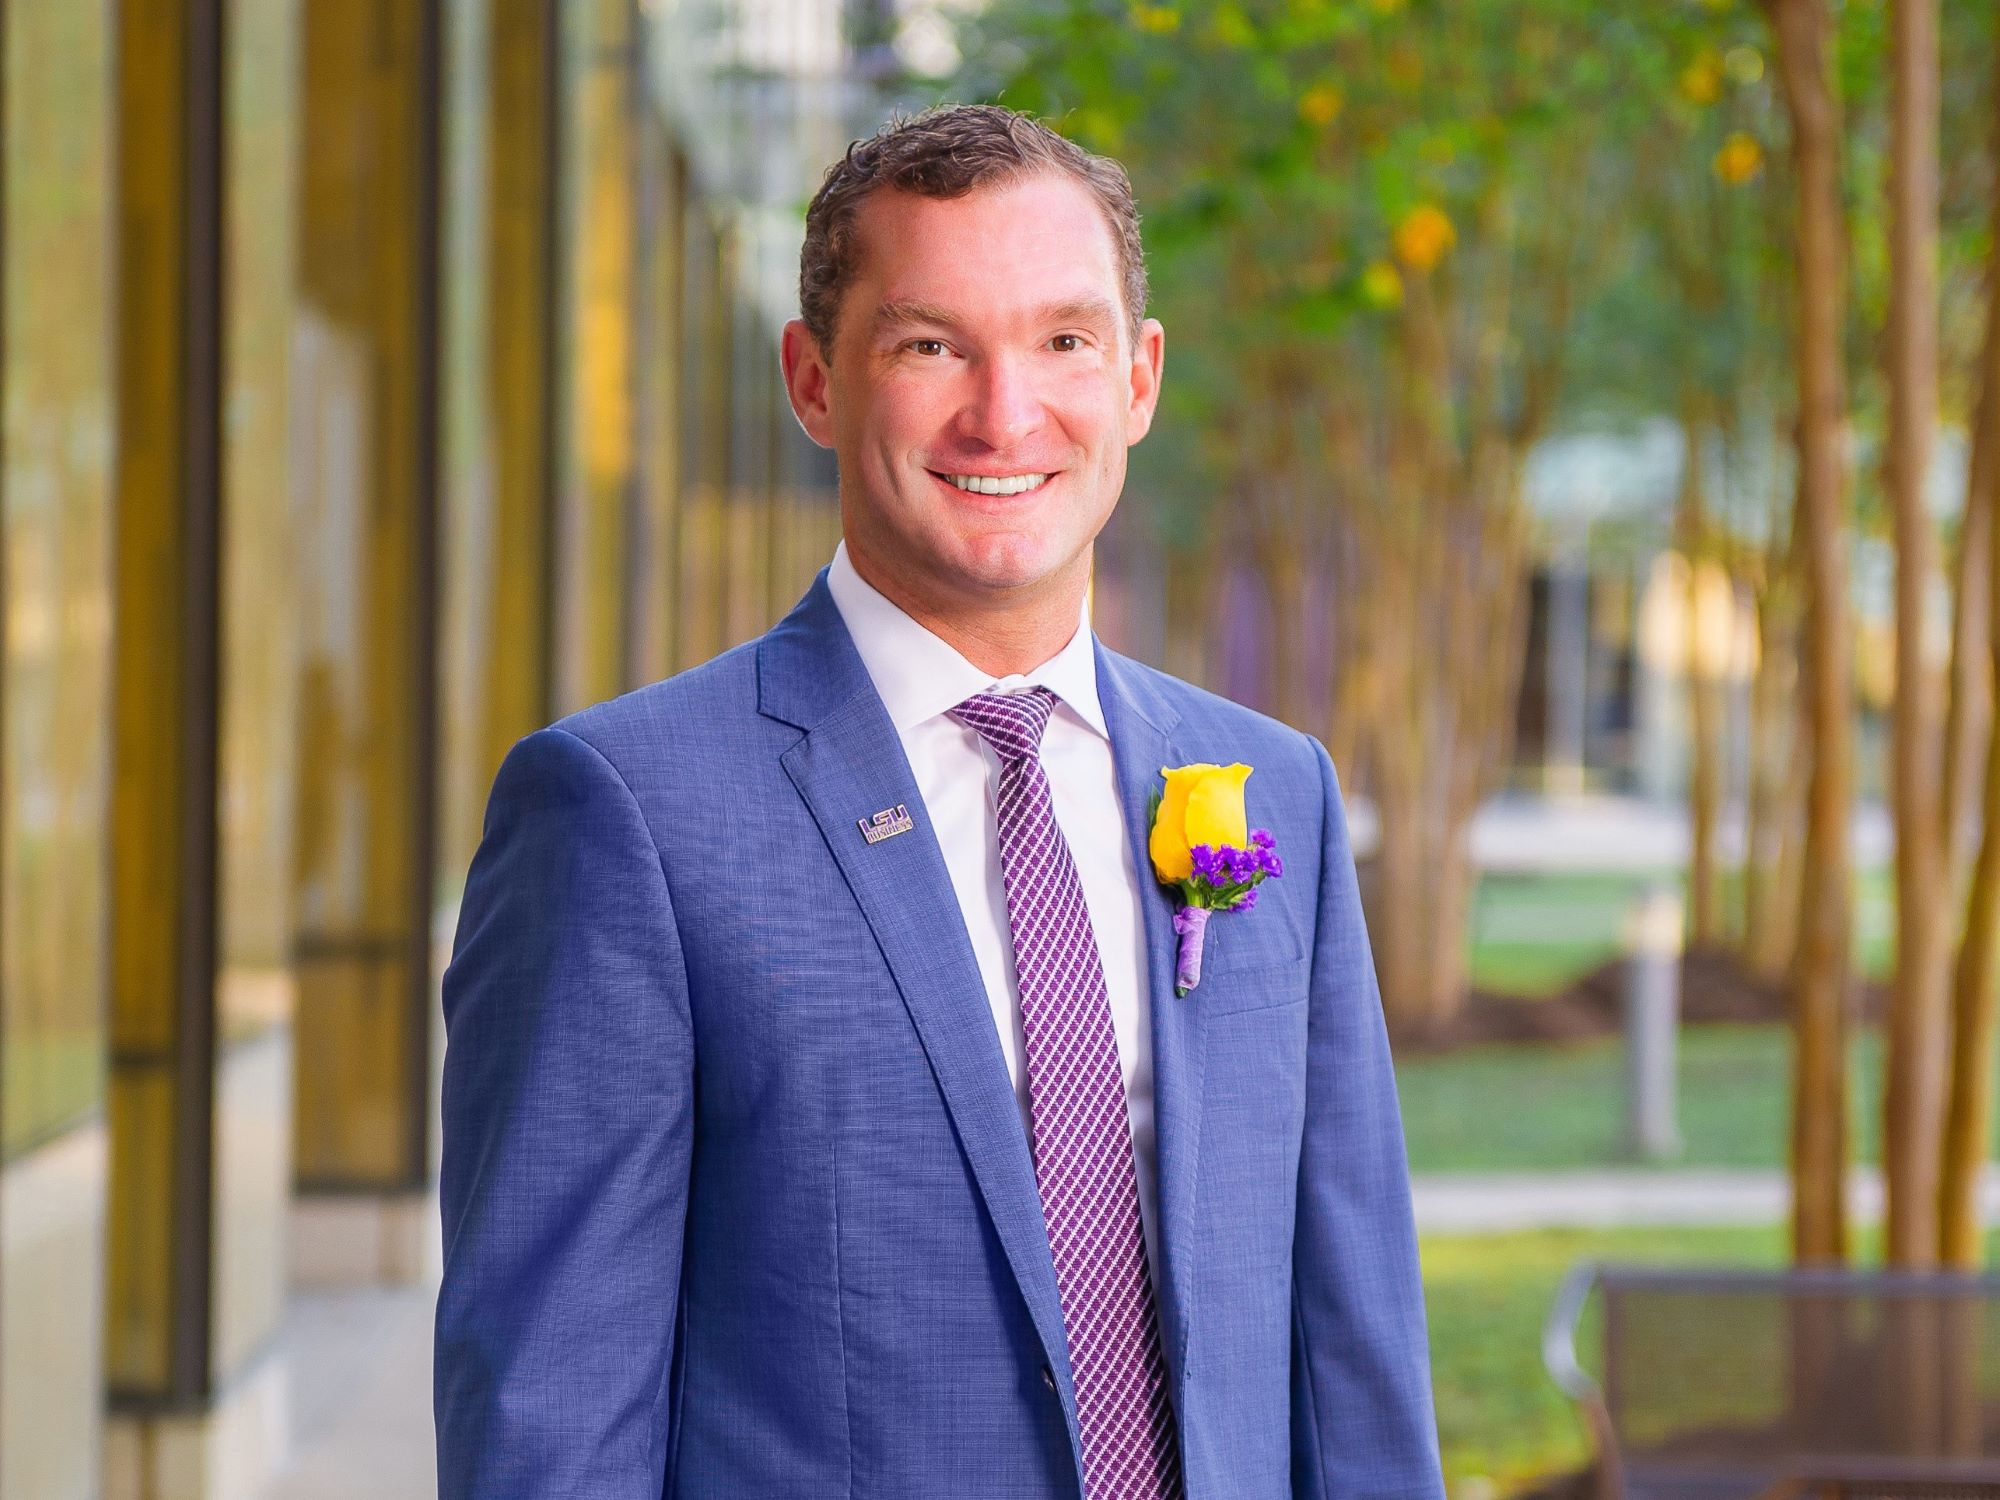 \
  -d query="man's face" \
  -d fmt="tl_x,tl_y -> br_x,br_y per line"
782,171 -> 1165,614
